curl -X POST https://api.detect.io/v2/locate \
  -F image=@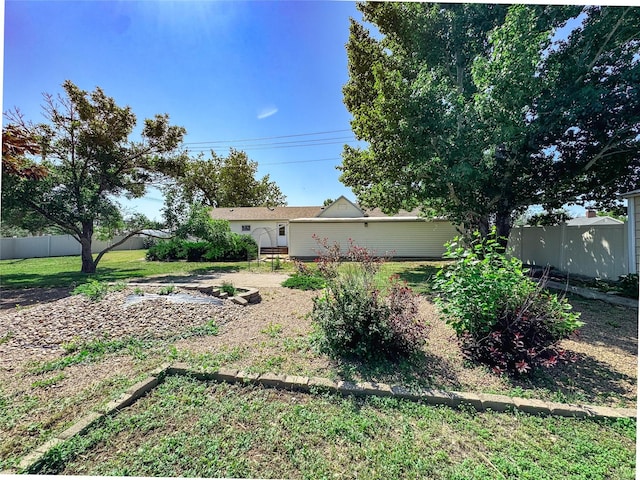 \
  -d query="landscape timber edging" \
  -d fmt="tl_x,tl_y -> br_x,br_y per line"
6,363 -> 636,475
